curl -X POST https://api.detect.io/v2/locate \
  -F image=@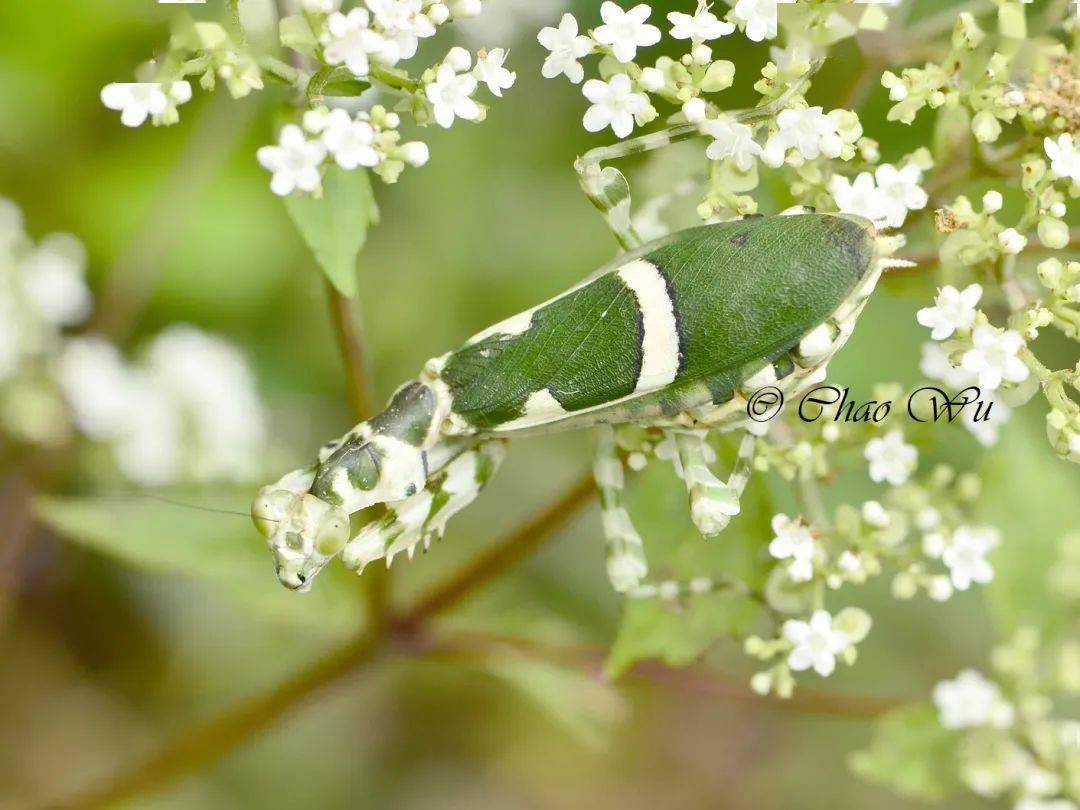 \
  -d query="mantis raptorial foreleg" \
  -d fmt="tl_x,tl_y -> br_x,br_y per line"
573,61 -> 822,251
673,430 -> 755,538
593,424 -> 650,594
